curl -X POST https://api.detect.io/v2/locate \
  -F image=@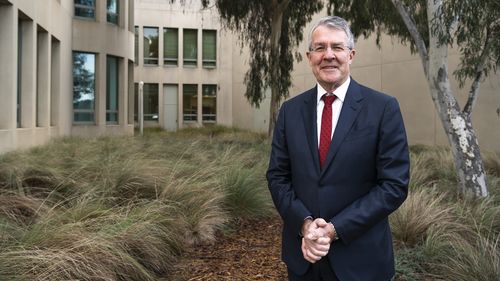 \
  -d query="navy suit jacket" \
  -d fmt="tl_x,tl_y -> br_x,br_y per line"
266,79 -> 410,281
